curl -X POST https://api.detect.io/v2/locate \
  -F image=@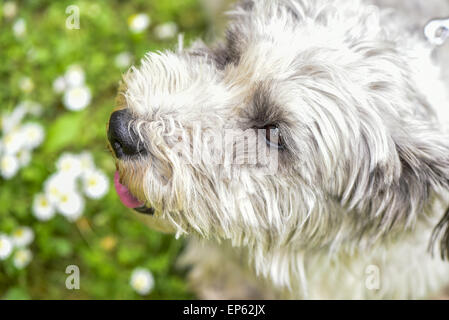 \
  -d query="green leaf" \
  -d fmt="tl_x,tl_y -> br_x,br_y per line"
53,238 -> 73,257
3,287 -> 31,300
43,111 -> 85,153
